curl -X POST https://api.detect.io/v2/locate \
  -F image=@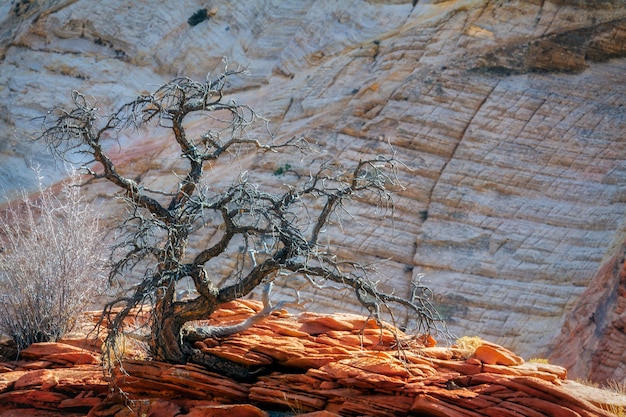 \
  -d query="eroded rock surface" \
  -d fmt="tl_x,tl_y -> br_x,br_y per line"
0,0 -> 625,381
1,301 -> 623,416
